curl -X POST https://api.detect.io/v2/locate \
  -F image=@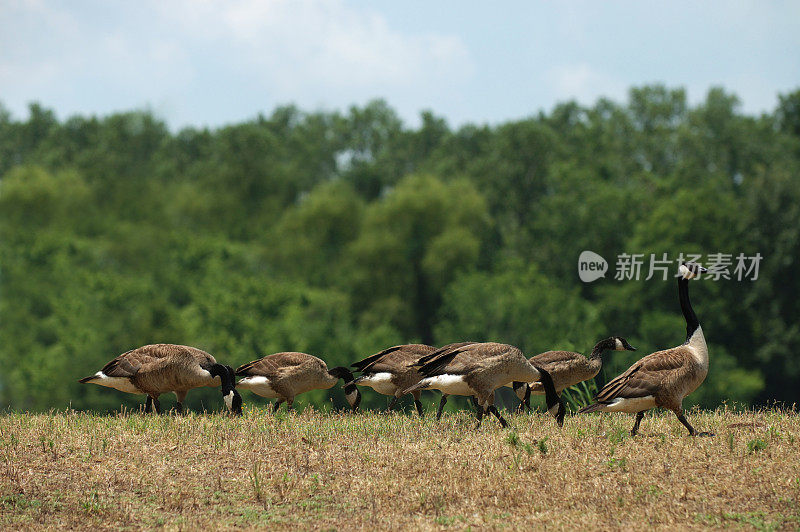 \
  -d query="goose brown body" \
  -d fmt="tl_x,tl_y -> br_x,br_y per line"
351,344 -> 435,416
526,350 -> 601,394
515,337 -> 635,403
593,328 -> 708,414
579,262 -> 711,436
403,342 -> 564,427
235,352 -> 359,410
78,344 -> 241,414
